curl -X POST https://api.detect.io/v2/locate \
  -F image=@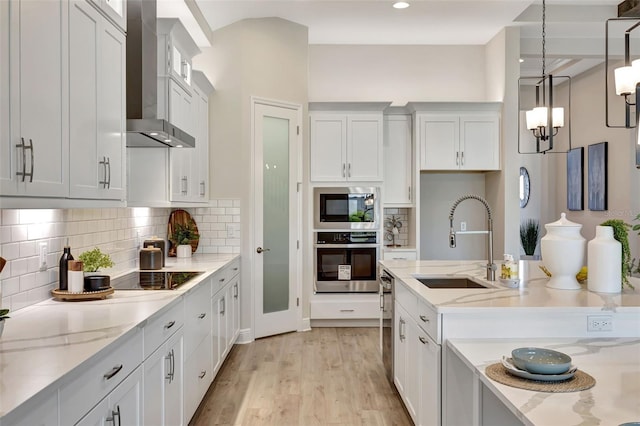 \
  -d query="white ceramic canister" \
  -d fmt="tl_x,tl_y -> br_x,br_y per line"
540,213 -> 585,290
587,225 -> 622,293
